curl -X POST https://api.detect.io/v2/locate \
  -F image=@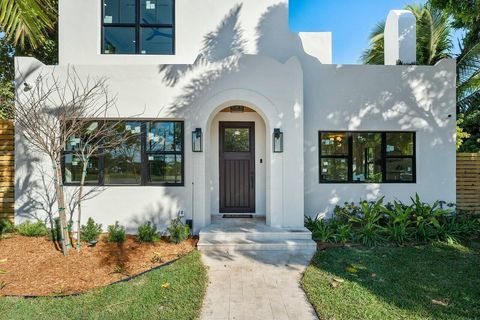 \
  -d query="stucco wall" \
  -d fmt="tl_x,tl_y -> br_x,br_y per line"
303,60 -> 457,219
59,0 -> 332,65
15,0 -> 456,233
